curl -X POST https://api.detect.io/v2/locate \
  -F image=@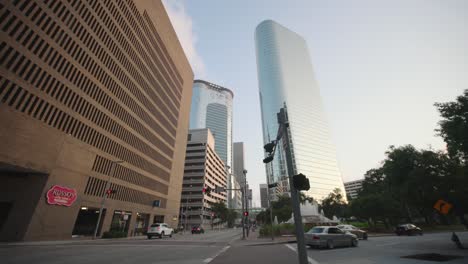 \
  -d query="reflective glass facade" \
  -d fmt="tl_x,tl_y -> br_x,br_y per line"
255,20 -> 346,201
189,80 -> 233,169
